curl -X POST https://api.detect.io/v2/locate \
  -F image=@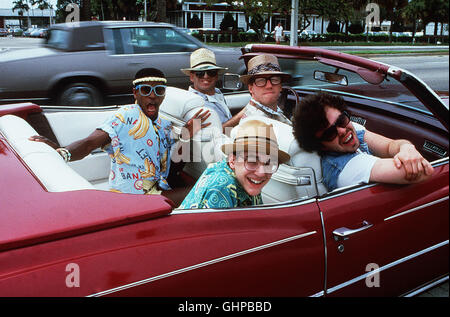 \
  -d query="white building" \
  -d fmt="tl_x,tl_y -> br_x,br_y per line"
167,1 -> 330,34
0,7 -> 55,28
